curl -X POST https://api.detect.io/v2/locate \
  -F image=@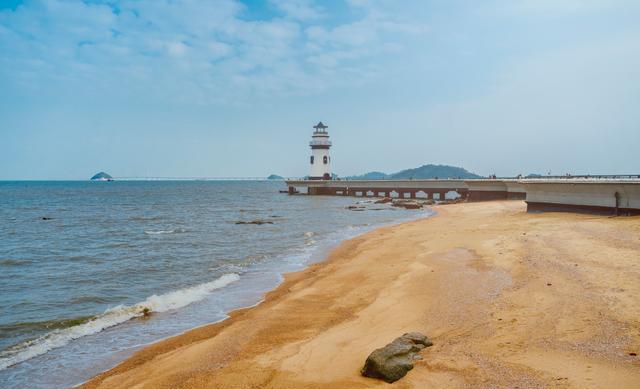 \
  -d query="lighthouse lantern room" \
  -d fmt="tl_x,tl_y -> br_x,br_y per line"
309,121 -> 332,180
